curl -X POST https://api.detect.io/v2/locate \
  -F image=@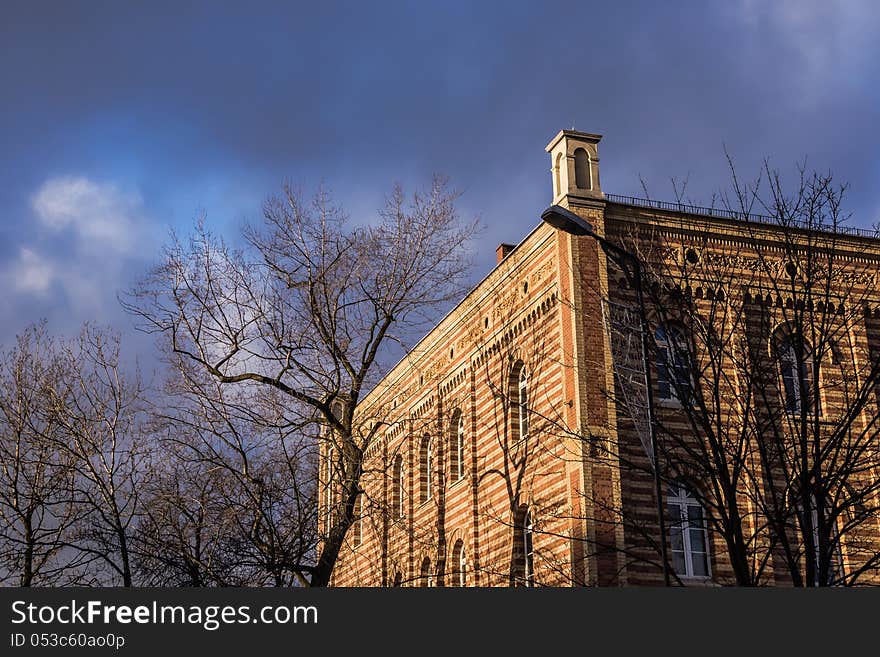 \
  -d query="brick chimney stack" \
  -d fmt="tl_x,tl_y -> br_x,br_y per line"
496,243 -> 516,264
